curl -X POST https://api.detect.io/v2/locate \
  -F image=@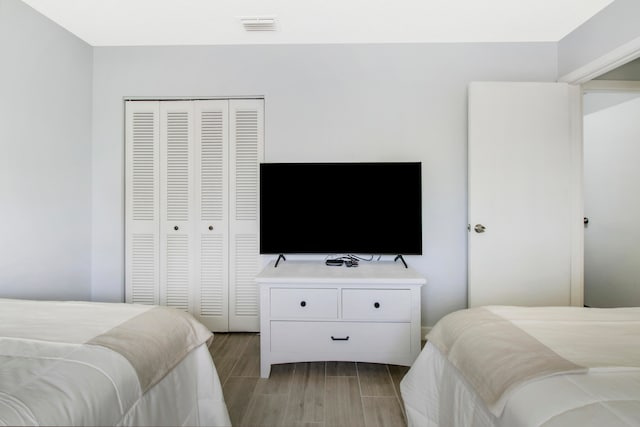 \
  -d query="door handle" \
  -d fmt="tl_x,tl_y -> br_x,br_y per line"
474,224 -> 486,233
